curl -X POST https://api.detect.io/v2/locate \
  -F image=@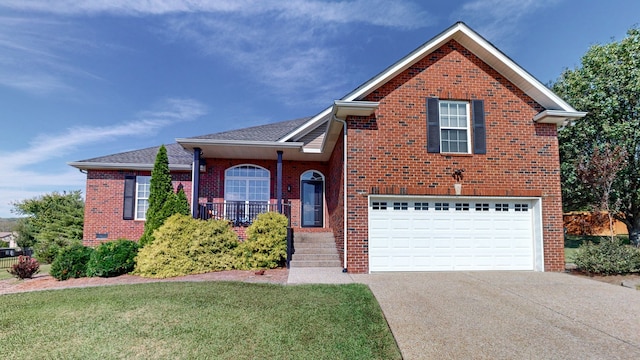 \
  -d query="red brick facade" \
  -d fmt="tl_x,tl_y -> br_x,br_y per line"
81,37 -> 567,273
83,170 -> 191,246
340,39 -> 564,272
